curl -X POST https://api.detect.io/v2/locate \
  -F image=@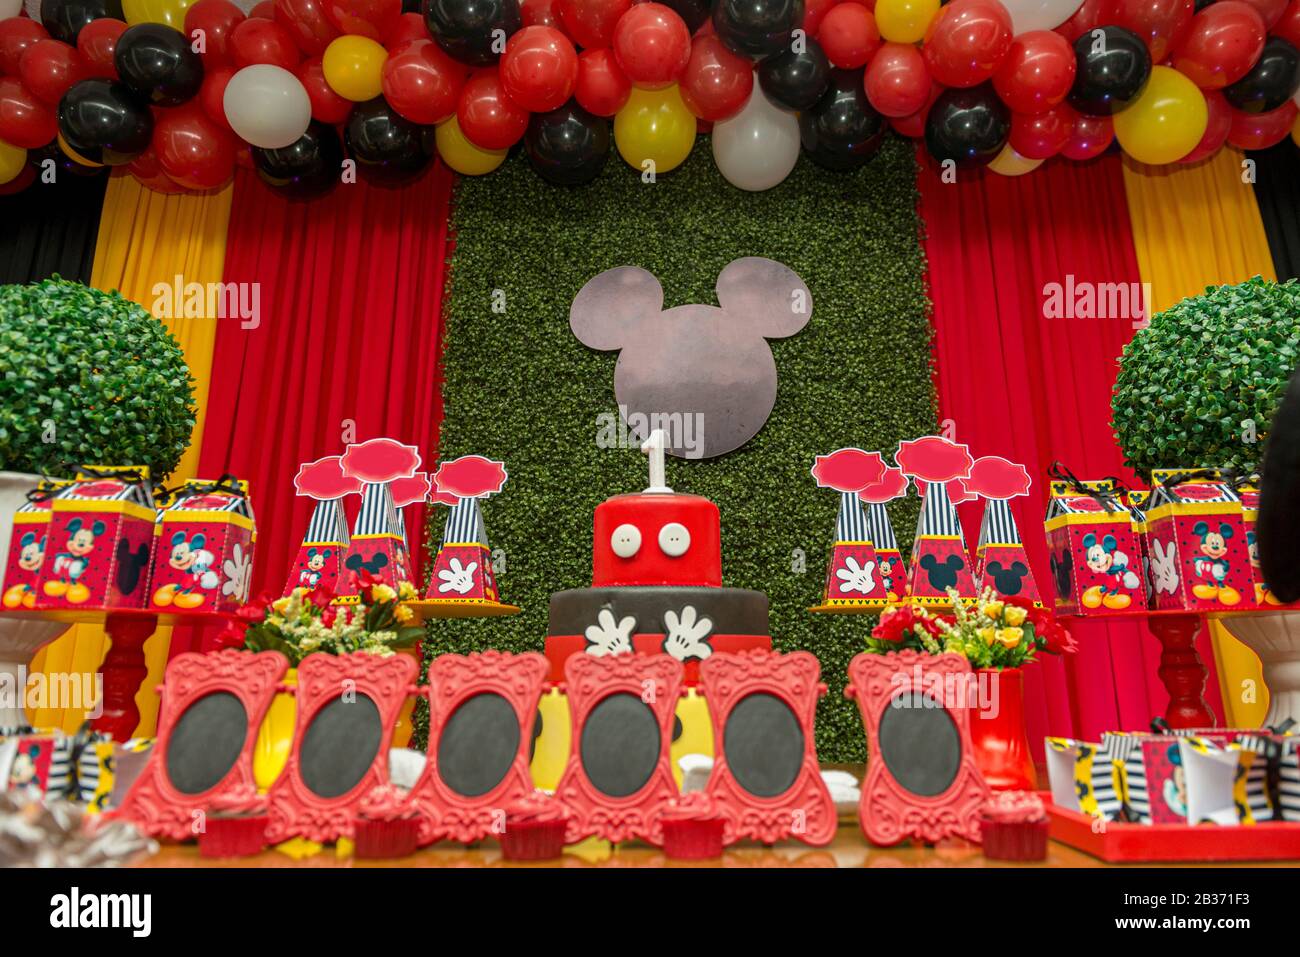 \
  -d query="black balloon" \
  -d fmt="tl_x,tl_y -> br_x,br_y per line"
1069,26 -> 1150,116
344,96 -> 434,186
924,82 -> 1010,168
798,68 -> 886,171
29,139 -> 108,178
713,0 -> 804,59
759,36 -> 830,111
57,79 -> 153,166
660,0 -> 712,34
1224,37 -> 1300,114
252,121 -> 344,199
114,23 -> 205,107
424,0 -> 522,66
524,100 -> 609,186
40,0 -> 125,45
